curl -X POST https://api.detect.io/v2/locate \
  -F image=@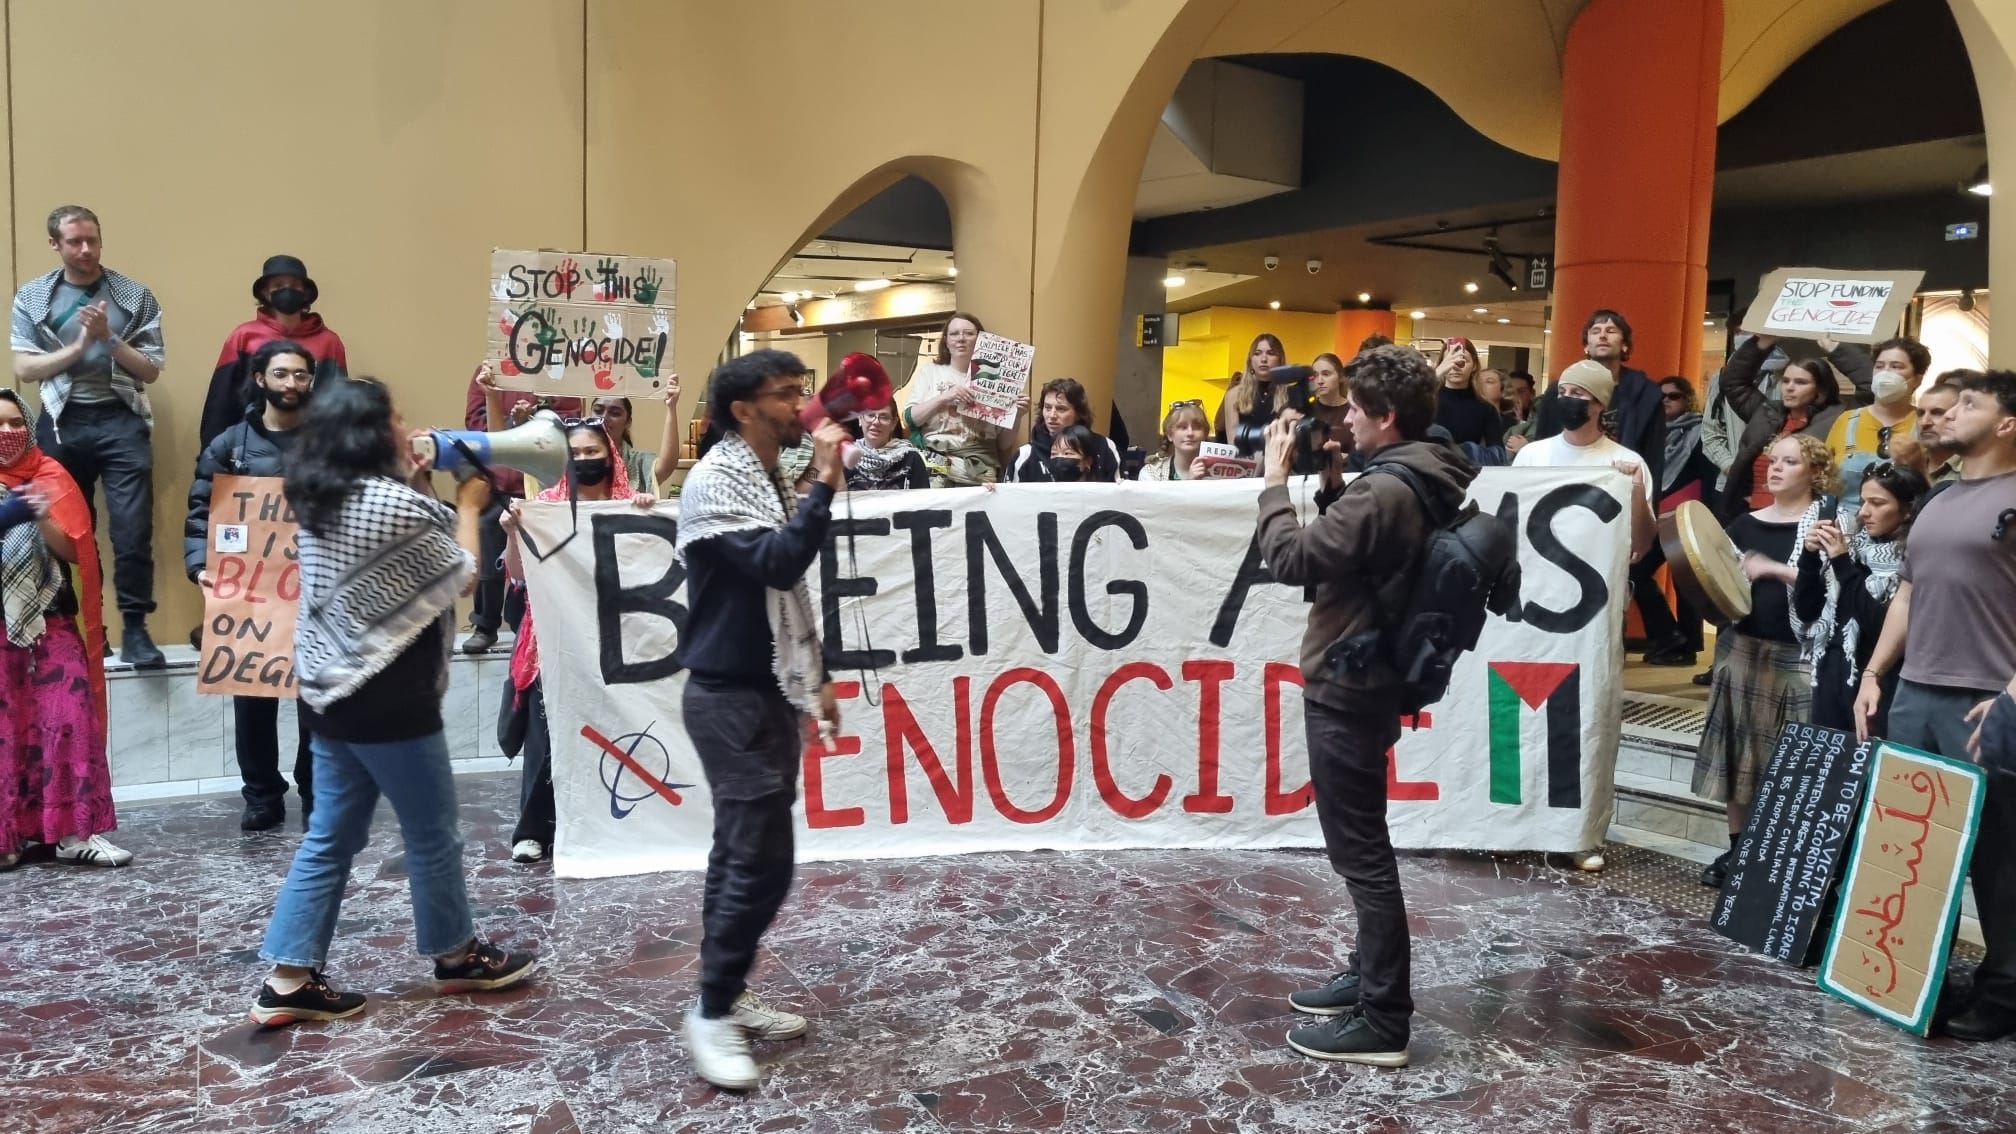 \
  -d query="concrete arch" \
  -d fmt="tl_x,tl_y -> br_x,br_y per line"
1950,0 -> 2015,366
